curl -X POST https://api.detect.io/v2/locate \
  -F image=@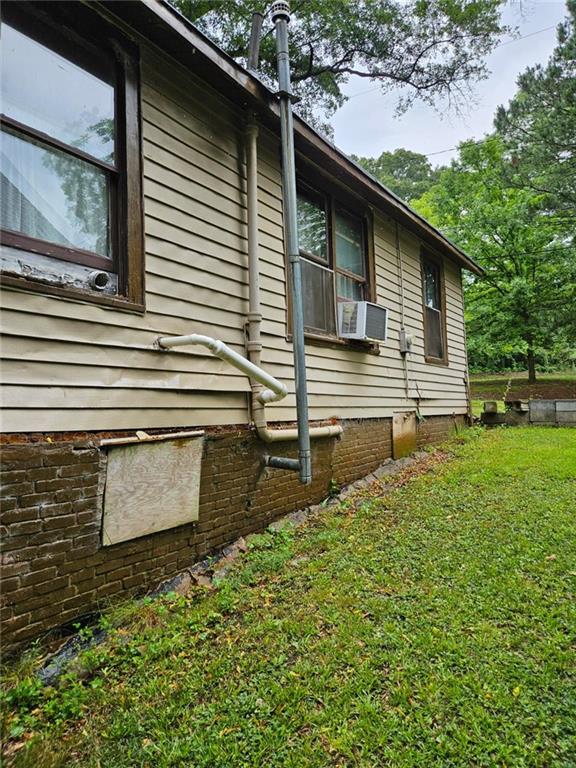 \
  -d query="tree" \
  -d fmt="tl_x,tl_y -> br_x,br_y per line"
171,0 -> 509,130
413,137 -> 576,382
495,1 -> 576,211
351,148 -> 442,202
